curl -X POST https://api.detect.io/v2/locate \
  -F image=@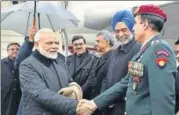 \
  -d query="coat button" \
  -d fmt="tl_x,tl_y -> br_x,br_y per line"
12,71 -> 15,73
124,112 -> 127,115
13,88 -> 16,91
124,97 -> 127,100
14,79 -> 17,81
